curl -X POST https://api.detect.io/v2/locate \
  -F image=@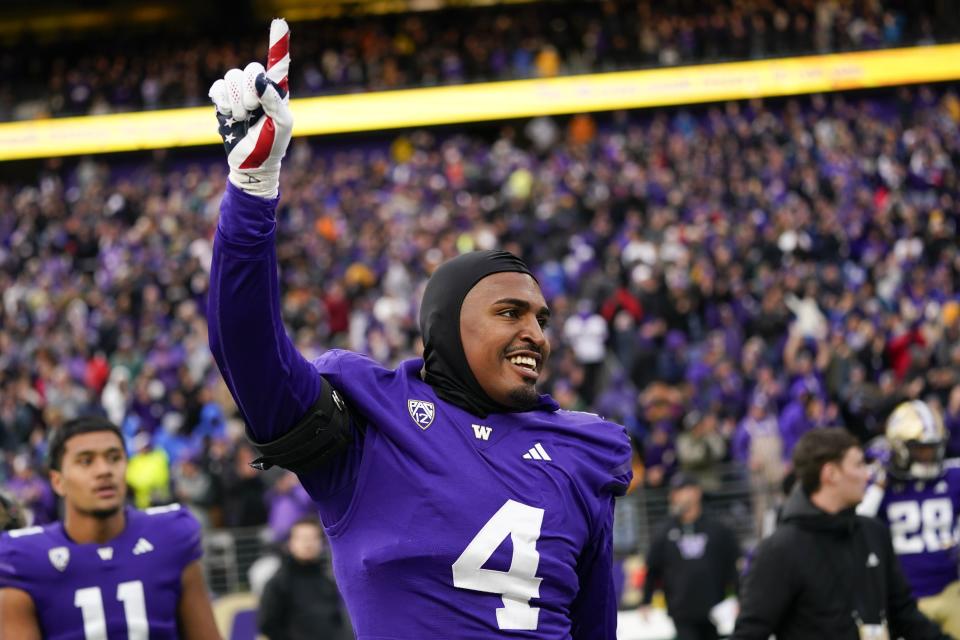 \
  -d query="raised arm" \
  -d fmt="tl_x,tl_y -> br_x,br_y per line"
206,20 -> 321,443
